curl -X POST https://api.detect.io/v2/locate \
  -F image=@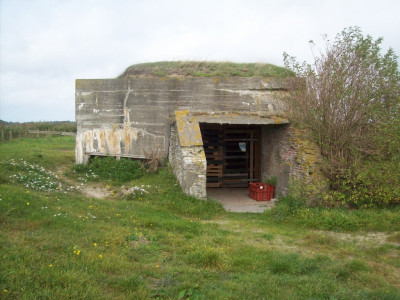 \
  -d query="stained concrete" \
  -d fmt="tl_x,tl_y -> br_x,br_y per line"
207,188 -> 275,213
75,77 -> 290,165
